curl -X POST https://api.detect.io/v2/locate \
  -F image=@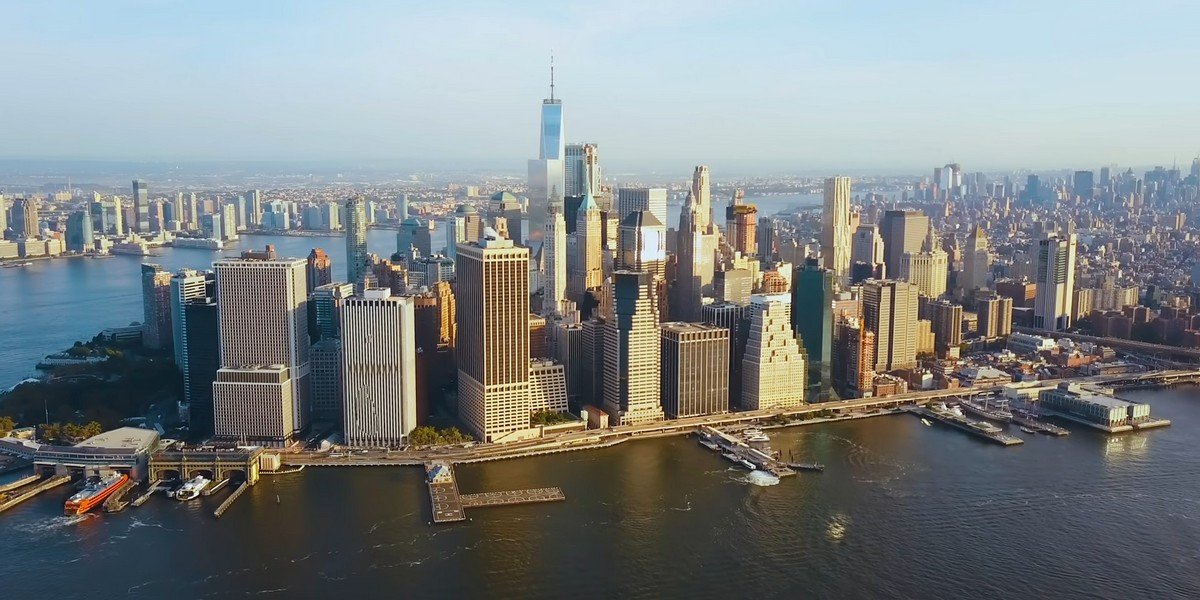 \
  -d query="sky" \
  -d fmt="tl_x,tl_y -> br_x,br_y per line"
3,0 -> 1199,175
